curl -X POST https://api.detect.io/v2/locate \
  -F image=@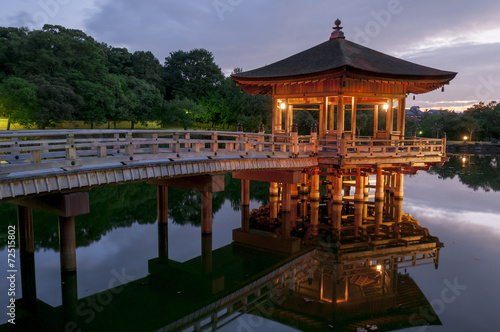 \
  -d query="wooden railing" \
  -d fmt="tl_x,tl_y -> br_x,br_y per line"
317,136 -> 446,158
0,129 -> 446,176
0,130 -> 315,176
